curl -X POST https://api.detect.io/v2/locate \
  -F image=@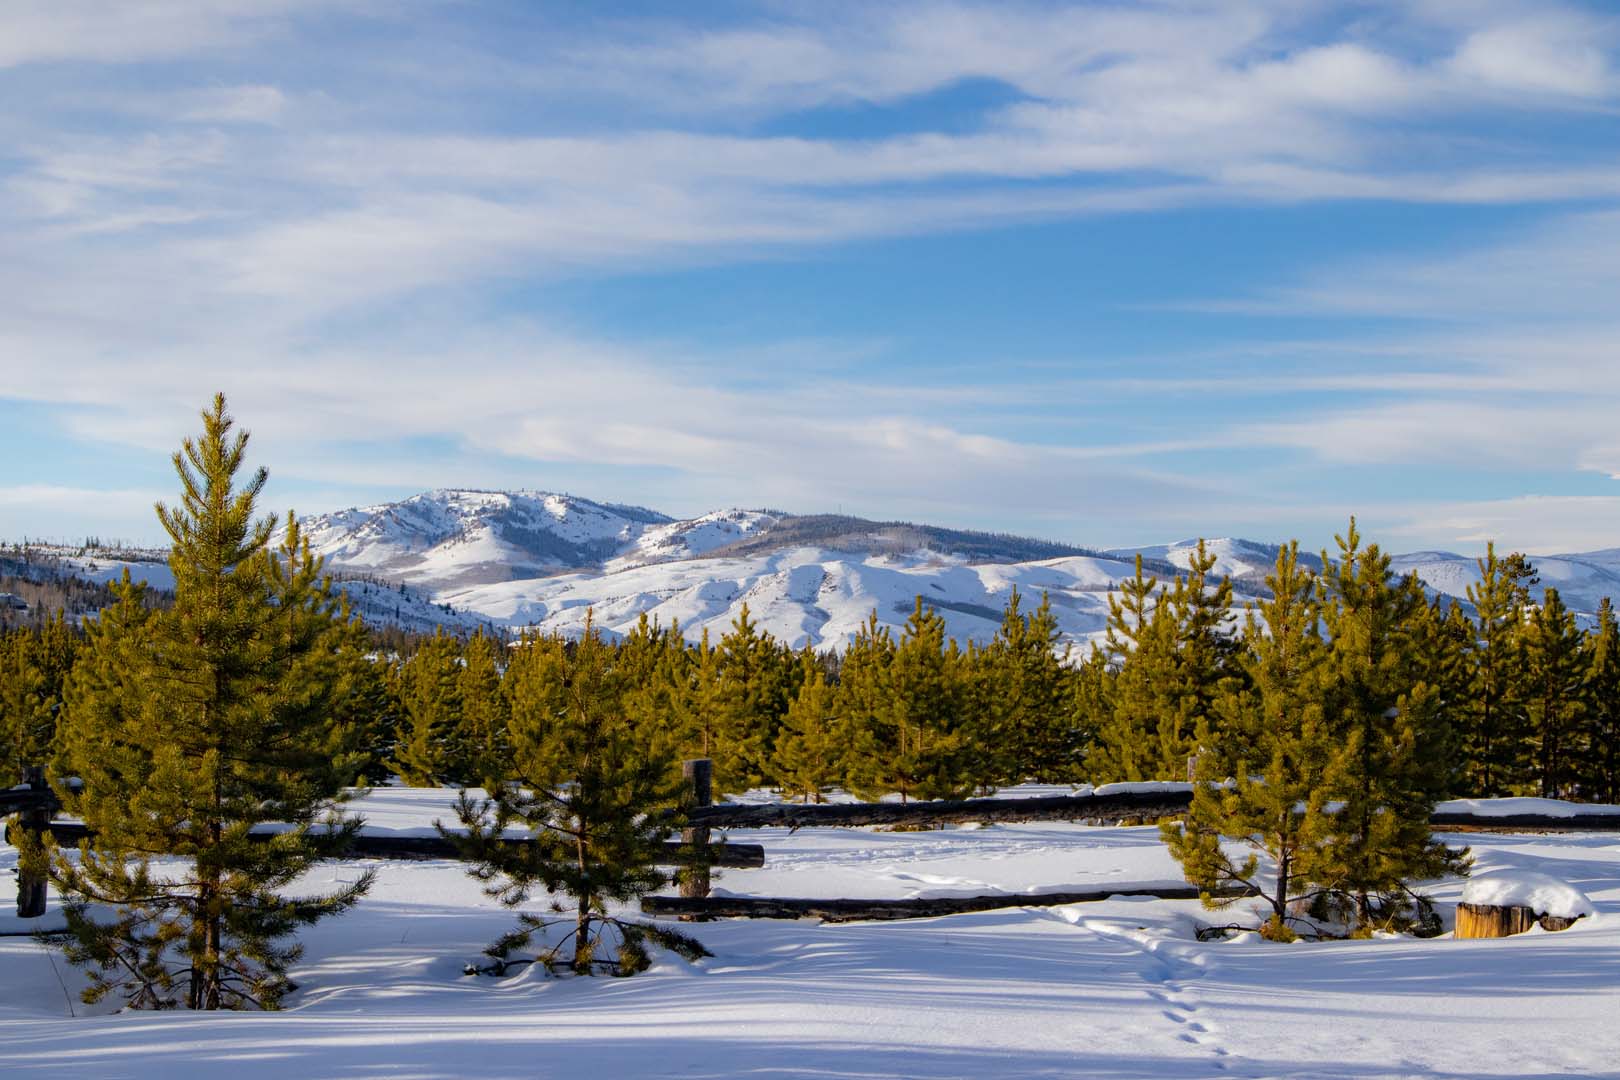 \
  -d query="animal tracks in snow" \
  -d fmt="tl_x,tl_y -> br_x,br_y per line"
1060,912 -> 1242,1072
